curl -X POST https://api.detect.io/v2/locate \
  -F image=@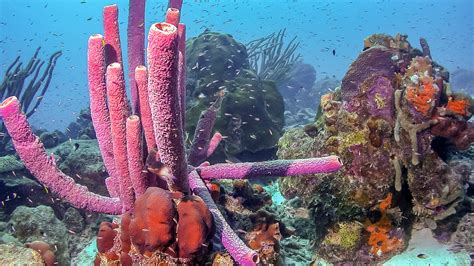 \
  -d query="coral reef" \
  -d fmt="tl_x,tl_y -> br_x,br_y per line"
95,187 -> 214,264
54,139 -> 110,196
25,241 -> 56,266
278,62 -> 316,102
65,108 -> 96,140
0,1 -> 342,265
278,33 -> 473,263
318,221 -> 363,262
283,76 -> 341,129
